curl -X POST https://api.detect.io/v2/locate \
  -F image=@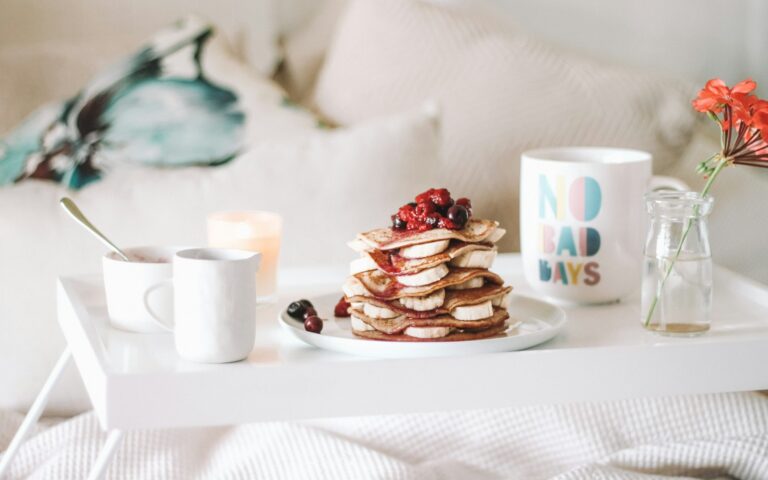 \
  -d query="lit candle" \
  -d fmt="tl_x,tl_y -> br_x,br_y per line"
207,211 -> 282,300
